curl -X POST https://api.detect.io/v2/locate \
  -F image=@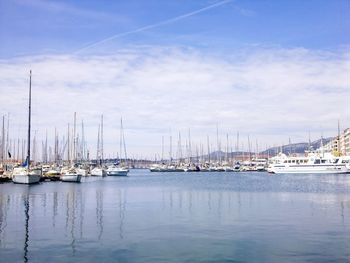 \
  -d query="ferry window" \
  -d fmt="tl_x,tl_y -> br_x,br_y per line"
321,160 -> 326,163
314,159 -> 320,164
